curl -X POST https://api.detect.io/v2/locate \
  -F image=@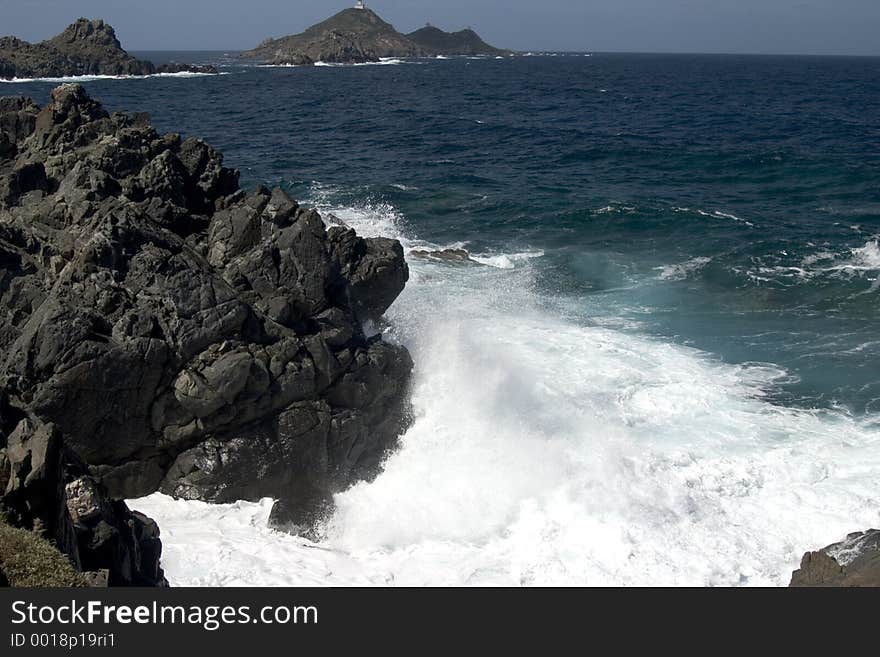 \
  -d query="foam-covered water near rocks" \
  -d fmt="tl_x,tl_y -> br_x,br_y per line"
0,72 -> 226,83
133,198 -> 880,587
